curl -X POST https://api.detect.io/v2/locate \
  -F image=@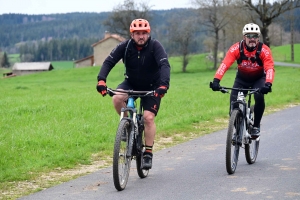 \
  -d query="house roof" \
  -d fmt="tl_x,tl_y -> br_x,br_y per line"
91,33 -> 126,47
12,62 -> 54,71
75,55 -> 93,63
